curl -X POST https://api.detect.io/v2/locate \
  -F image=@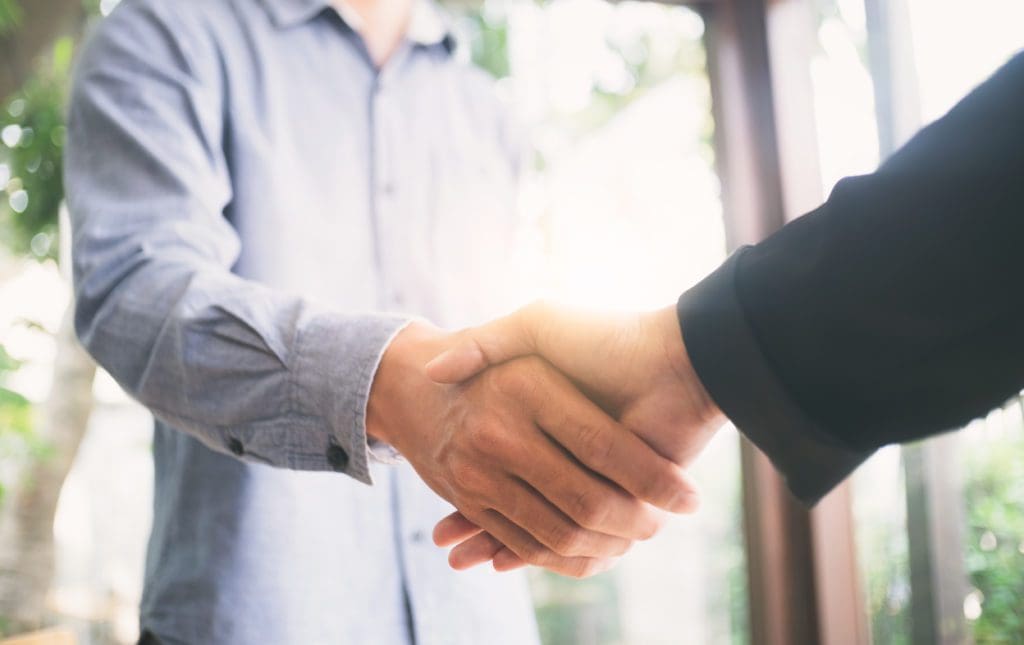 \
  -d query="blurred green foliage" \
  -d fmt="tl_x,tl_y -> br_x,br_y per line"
0,36 -> 73,261
0,345 -> 31,436
860,422 -> 1024,644
463,6 -> 510,80
460,0 -> 709,151
0,343 -> 34,506
0,1 -> 80,511
861,517 -> 912,645
724,501 -> 750,645
575,35 -> 706,142
530,571 -> 623,645
0,0 -> 20,34
963,422 -> 1024,643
